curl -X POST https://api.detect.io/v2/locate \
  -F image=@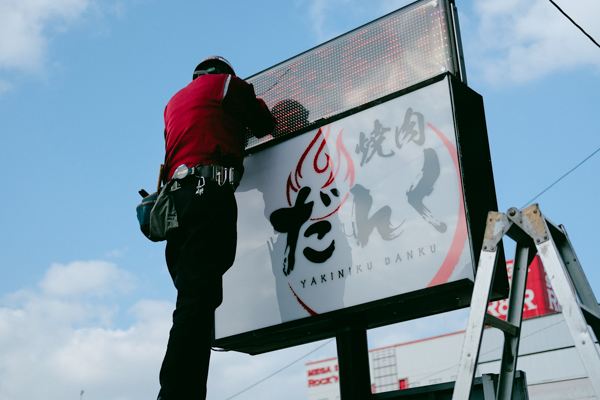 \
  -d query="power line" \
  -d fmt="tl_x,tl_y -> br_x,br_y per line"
521,146 -> 600,209
549,0 -> 600,49
514,1 -> 600,208
223,338 -> 335,400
